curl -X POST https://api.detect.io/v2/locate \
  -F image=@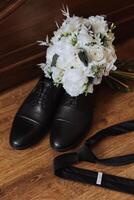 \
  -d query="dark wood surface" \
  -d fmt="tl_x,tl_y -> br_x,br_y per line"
0,38 -> 134,200
0,0 -> 26,21
0,0 -> 134,92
